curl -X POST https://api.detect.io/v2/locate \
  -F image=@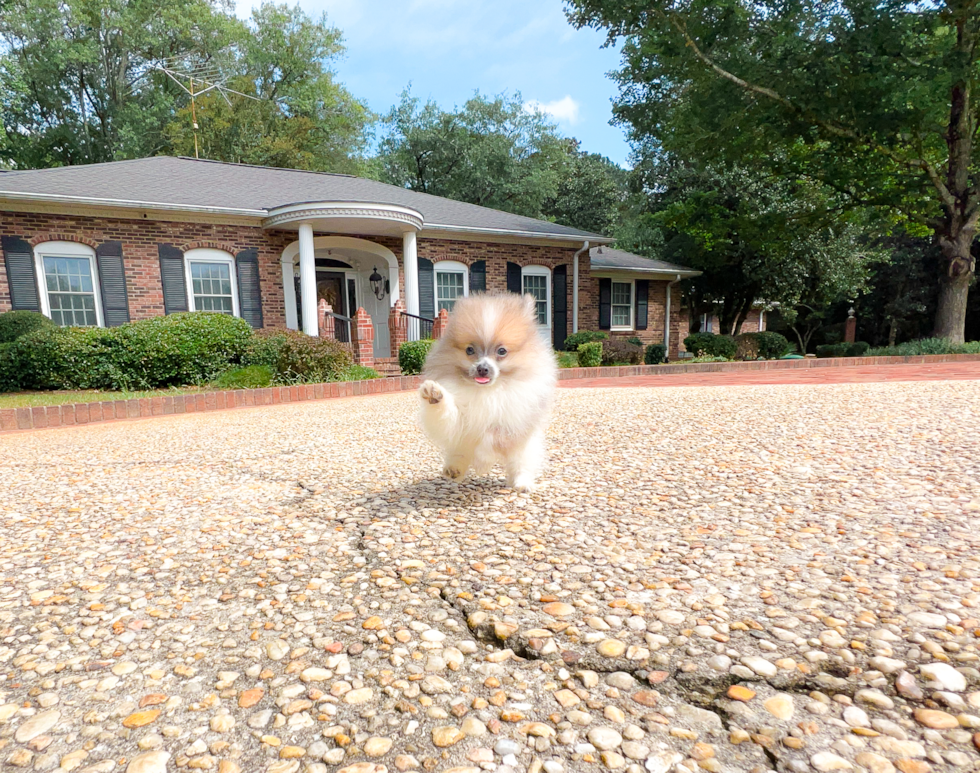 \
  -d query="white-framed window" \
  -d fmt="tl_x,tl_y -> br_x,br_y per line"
184,248 -> 239,316
521,265 -> 551,328
611,281 -> 634,331
434,260 -> 468,313
34,241 -> 103,327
